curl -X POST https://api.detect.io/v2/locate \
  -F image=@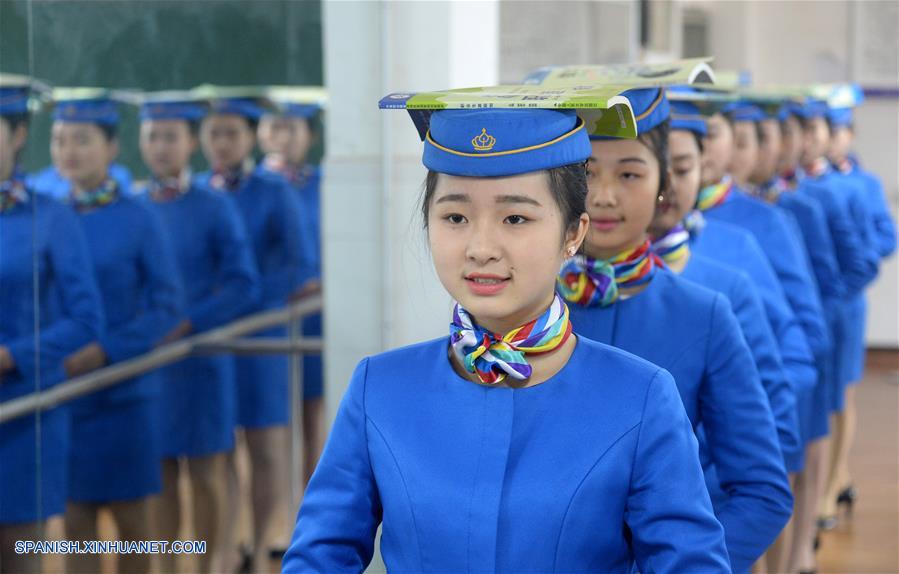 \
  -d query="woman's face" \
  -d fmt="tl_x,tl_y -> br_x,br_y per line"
200,114 -> 255,171
140,119 -> 196,178
258,116 -> 313,166
800,117 -> 830,166
428,171 -> 587,334
777,115 -> 802,174
751,119 -> 782,184
828,125 -> 853,164
51,122 -> 117,189
701,113 -> 733,187
0,118 -> 27,181
652,129 -> 701,234
728,120 -> 758,187
583,138 -> 659,259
